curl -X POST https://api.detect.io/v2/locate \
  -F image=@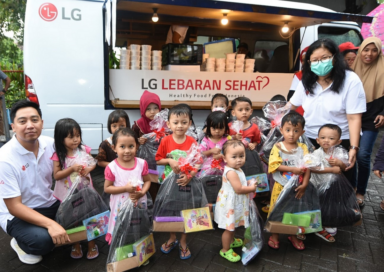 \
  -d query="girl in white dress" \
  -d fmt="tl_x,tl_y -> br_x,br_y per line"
214,140 -> 257,262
